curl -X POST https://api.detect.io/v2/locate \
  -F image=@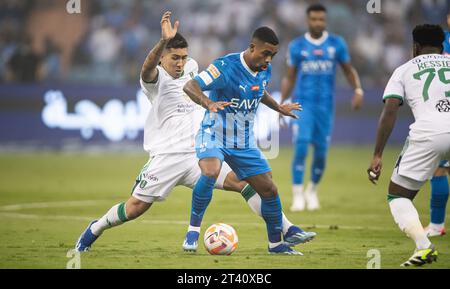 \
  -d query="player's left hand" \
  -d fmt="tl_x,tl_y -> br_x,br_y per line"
368,155 -> 382,185
279,103 -> 302,119
352,89 -> 364,110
